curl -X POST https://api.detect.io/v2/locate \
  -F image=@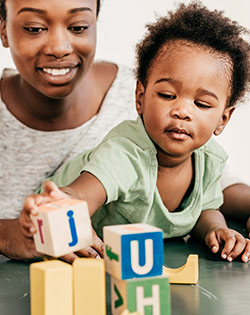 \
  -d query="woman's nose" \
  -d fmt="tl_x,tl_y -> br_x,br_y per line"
43,29 -> 73,58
